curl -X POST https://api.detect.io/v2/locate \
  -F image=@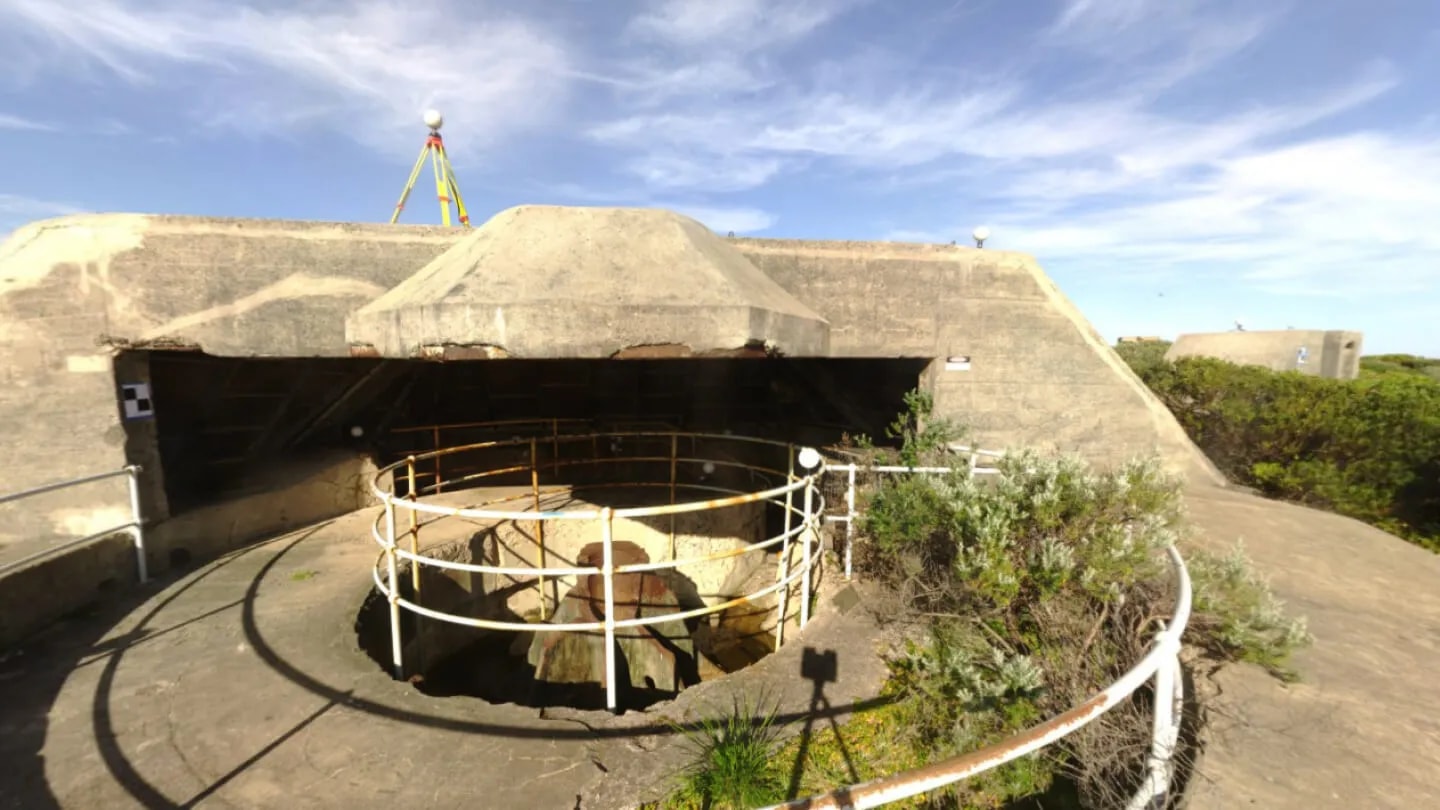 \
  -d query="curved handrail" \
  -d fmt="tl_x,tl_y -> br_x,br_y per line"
369,430 -> 816,521
368,494 -> 815,577
758,545 -> 1193,810
369,428 -> 831,712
